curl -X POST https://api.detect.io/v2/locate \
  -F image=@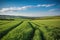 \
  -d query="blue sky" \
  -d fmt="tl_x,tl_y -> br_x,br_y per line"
0,0 -> 60,17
